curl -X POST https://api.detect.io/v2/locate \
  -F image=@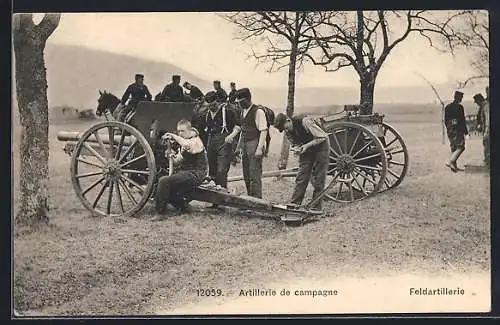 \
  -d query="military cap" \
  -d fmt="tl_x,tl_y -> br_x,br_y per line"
473,93 -> 485,102
204,91 -> 217,103
230,82 -> 236,86
135,74 -> 144,79
235,88 -> 252,101
213,80 -> 221,84
454,91 -> 464,97
274,113 -> 288,132
172,75 -> 181,80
